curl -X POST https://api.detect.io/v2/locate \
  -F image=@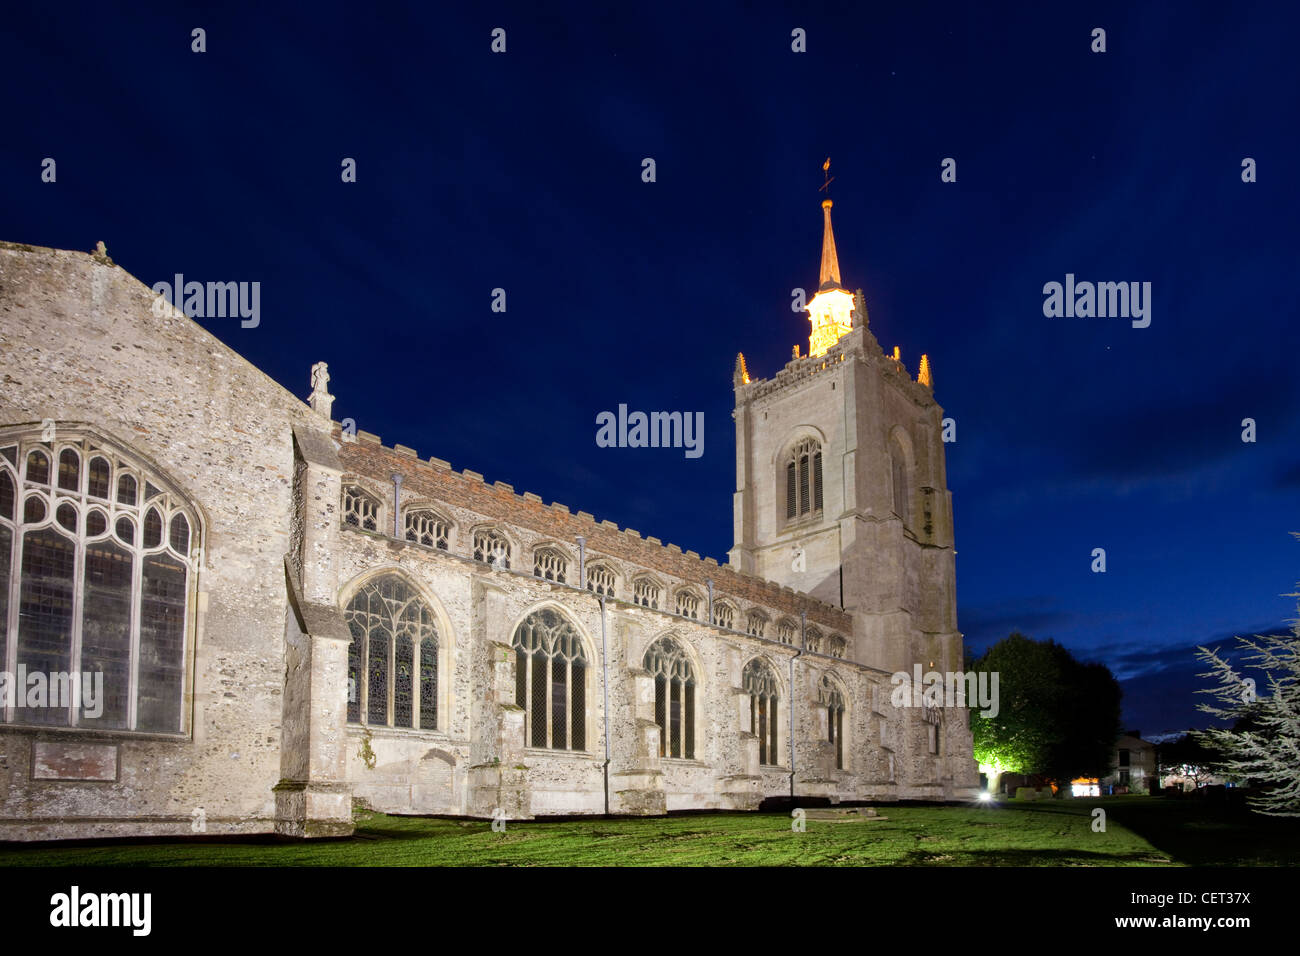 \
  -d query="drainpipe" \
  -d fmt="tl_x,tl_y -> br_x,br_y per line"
576,536 -> 586,588
390,473 -> 403,538
790,611 -> 806,799
599,594 -> 611,816
706,578 -> 714,626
